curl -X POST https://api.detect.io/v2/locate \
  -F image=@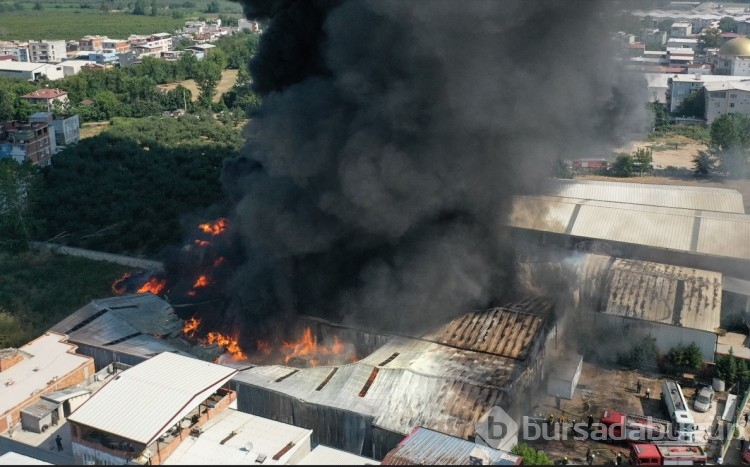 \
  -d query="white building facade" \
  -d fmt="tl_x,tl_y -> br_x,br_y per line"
704,80 -> 750,124
28,40 -> 66,63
